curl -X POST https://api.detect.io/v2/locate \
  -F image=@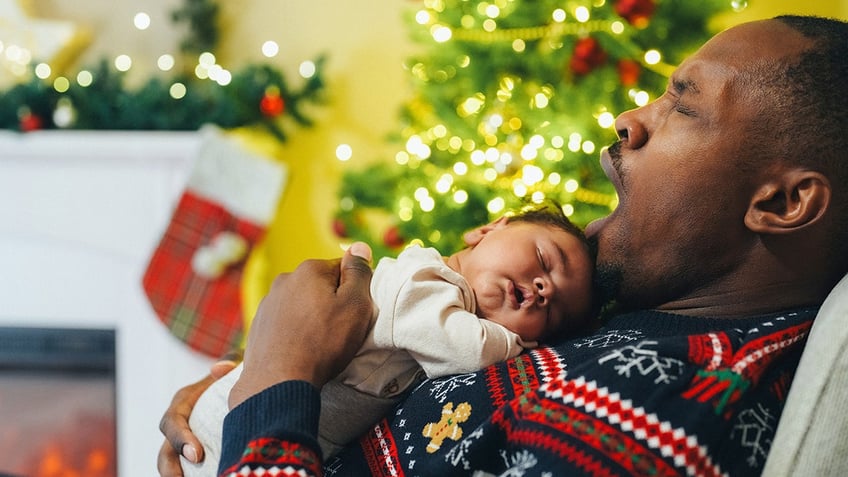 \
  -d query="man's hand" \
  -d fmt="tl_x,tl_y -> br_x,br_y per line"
156,357 -> 238,477
156,243 -> 372,475
229,242 -> 374,408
